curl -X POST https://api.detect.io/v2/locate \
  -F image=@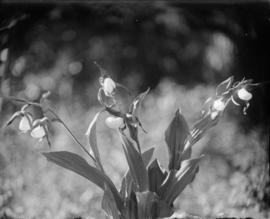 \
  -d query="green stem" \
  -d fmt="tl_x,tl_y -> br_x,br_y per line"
46,108 -> 97,164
